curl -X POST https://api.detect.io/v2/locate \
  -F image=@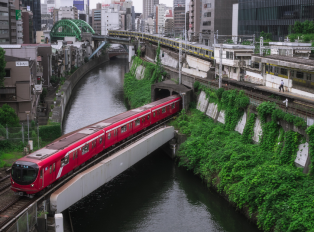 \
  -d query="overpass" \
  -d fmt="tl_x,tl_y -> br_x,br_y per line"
108,30 -> 215,62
